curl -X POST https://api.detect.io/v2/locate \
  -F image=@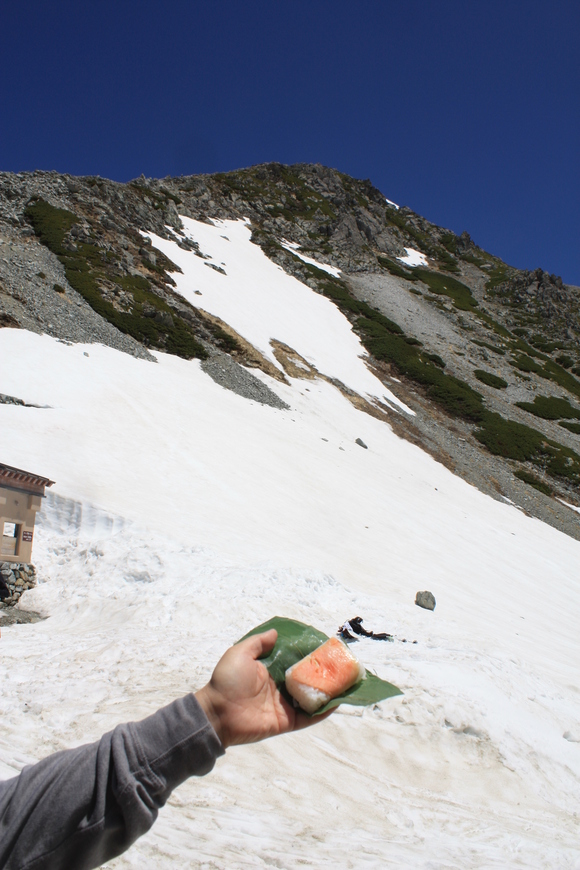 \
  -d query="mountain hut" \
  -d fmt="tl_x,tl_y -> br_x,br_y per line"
0,463 -> 54,564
